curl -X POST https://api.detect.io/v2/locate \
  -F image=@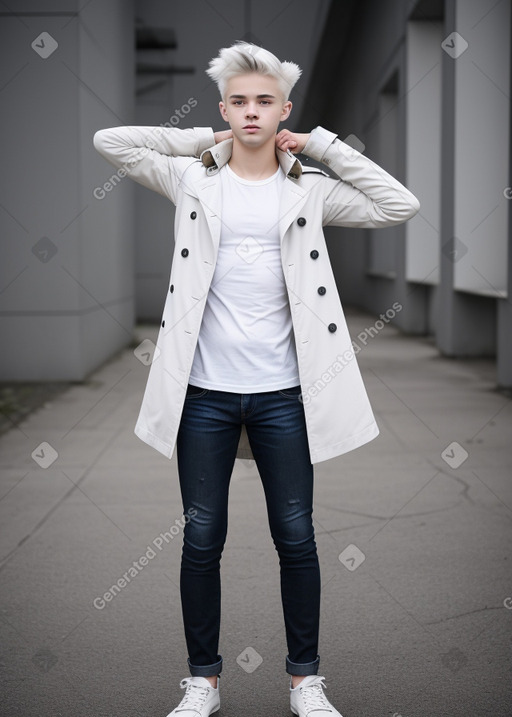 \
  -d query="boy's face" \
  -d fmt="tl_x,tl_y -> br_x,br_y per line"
219,72 -> 292,148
